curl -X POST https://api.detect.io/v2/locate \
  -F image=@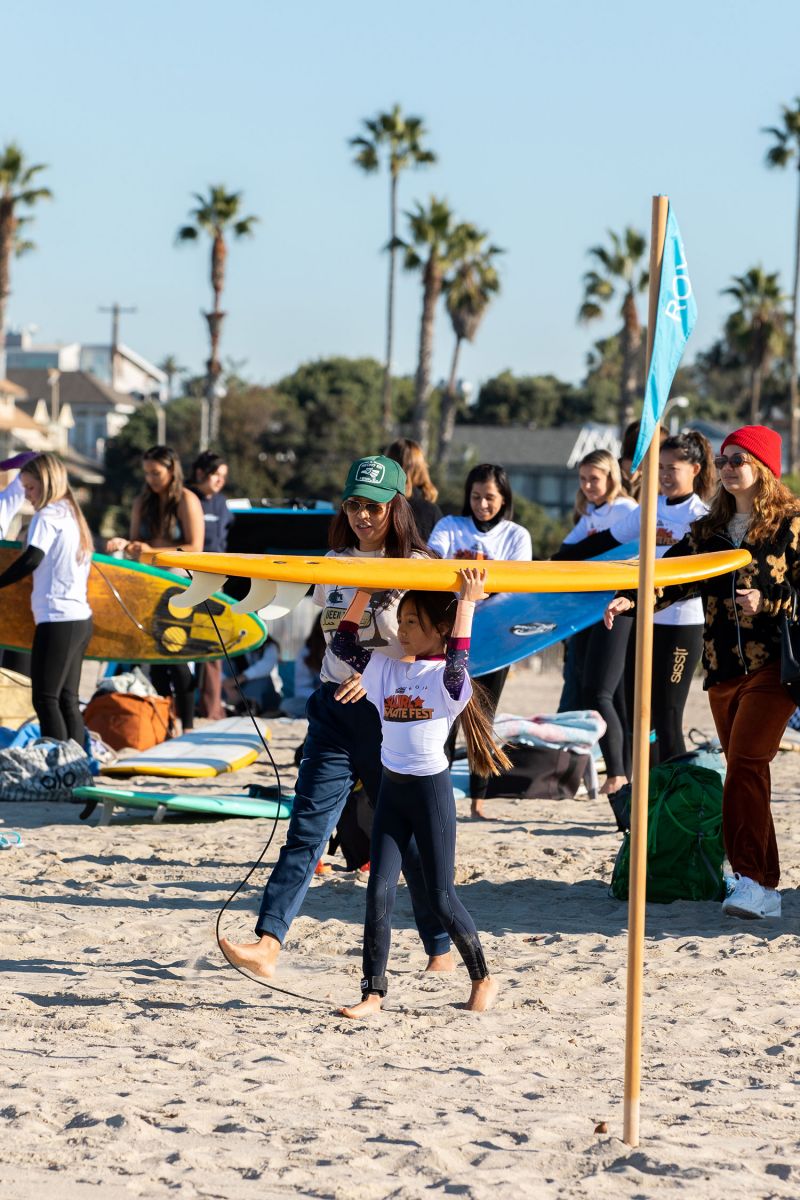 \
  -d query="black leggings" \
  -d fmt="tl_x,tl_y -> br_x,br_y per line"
445,665 -> 509,800
362,767 -> 488,996
150,664 -> 195,729
650,623 -> 703,763
31,618 -> 93,743
577,617 -> 633,778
